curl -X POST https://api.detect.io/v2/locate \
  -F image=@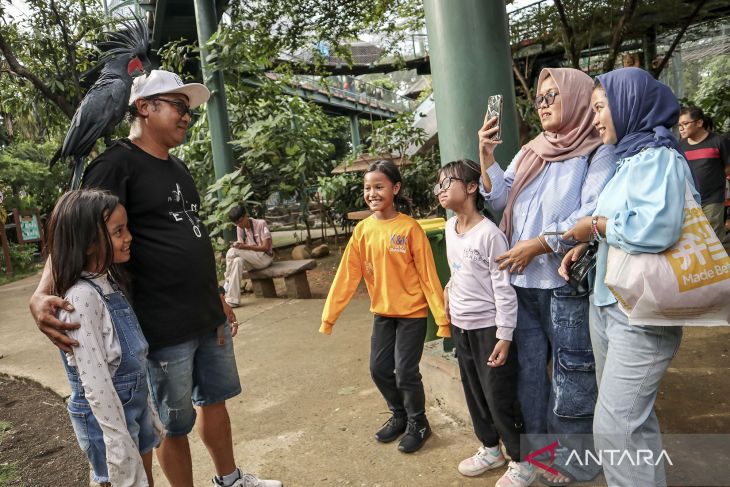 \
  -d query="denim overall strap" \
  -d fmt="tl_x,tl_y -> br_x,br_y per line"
79,277 -> 149,382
